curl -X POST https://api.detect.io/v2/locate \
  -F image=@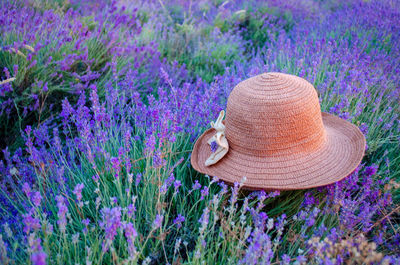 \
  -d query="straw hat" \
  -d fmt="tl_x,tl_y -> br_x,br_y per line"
191,72 -> 366,190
